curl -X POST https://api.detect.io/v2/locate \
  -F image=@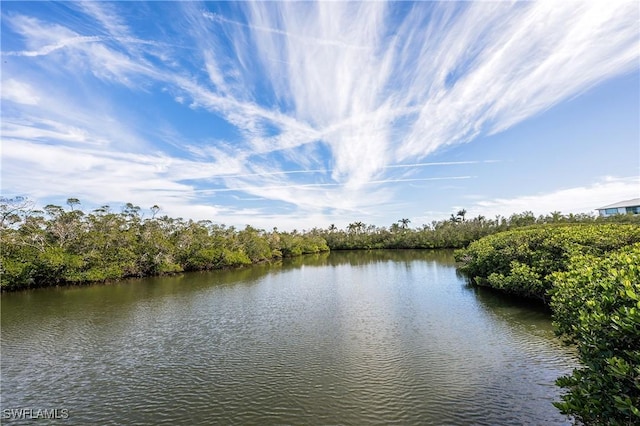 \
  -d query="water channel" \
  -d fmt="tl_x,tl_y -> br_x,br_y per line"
1,250 -> 577,425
